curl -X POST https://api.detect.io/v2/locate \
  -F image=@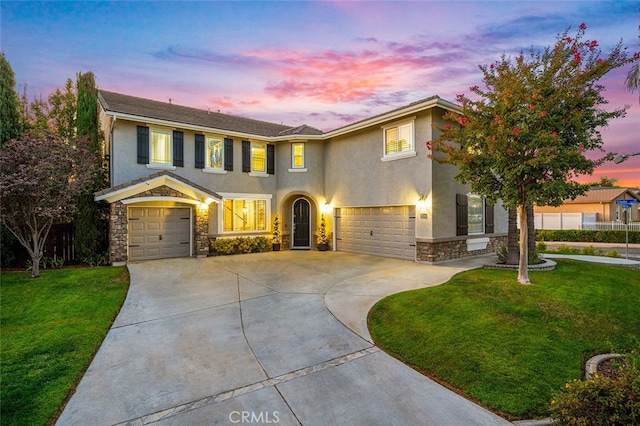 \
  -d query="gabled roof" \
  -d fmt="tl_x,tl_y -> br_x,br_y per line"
99,90 -> 321,138
94,171 -> 222,204
99,90 -> 459,141
564,187 -> 640,204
